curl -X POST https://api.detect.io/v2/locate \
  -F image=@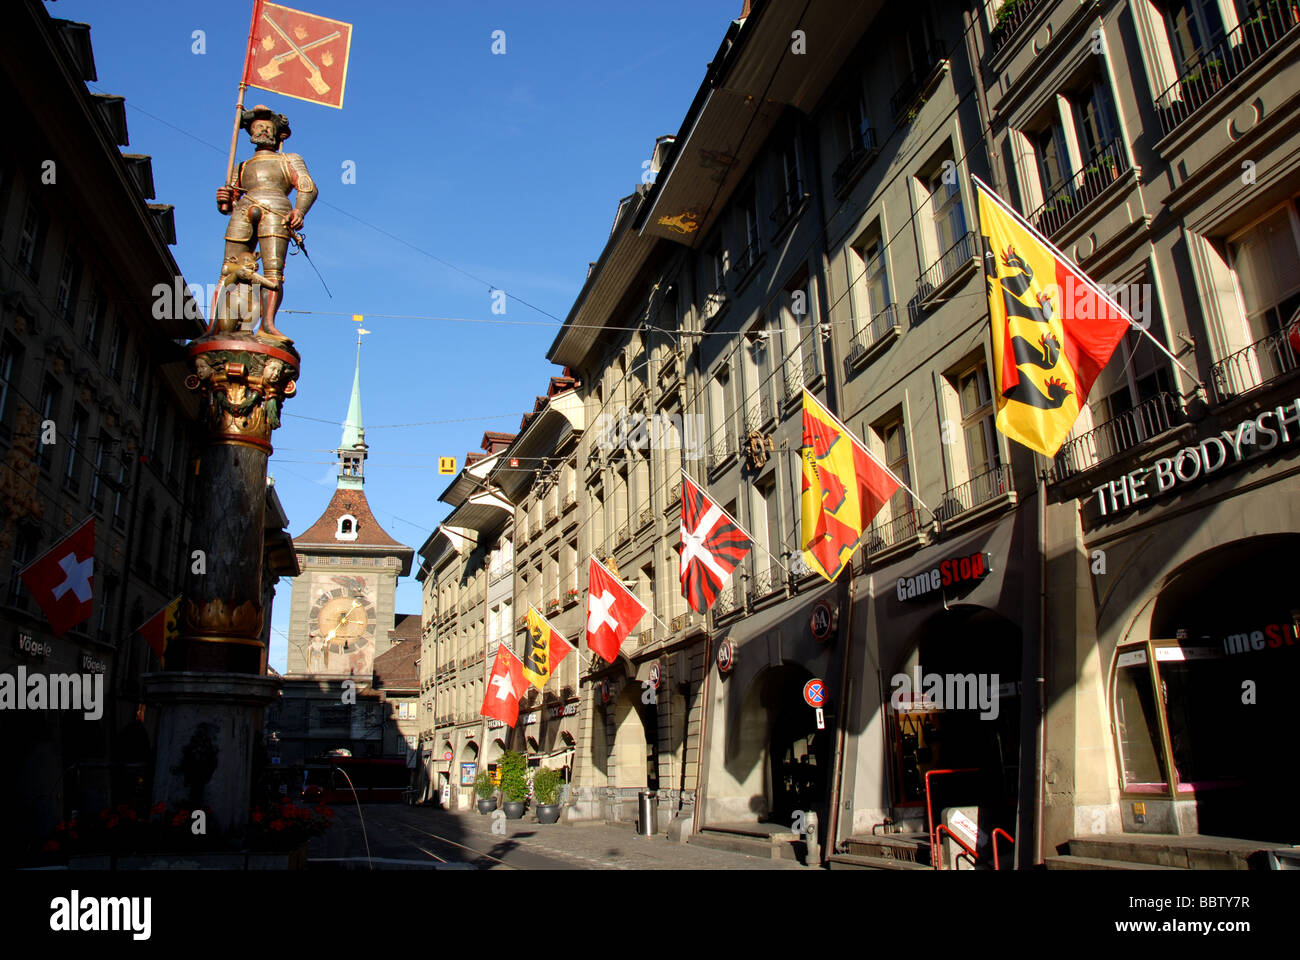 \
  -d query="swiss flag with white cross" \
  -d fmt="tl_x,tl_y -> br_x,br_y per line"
21,517 -> 95,637
586,556 -> 647,663
481,642 -> 526,727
